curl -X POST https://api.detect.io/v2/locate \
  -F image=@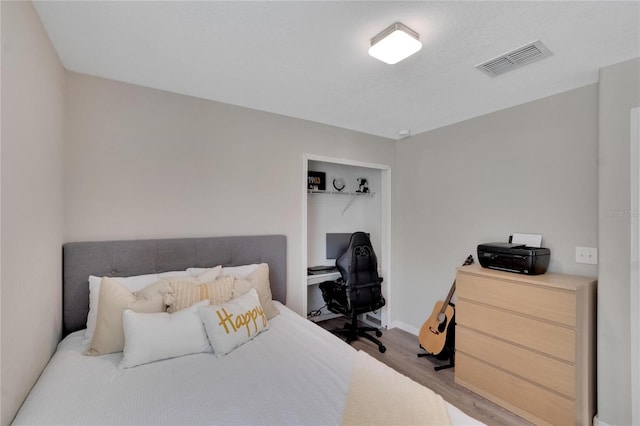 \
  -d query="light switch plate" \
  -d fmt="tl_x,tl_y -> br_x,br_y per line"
576,247 -> 598,264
